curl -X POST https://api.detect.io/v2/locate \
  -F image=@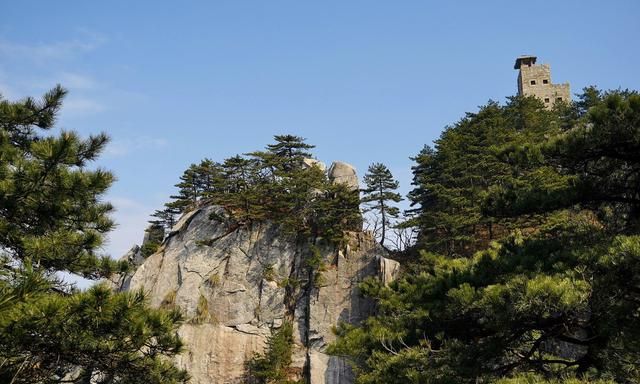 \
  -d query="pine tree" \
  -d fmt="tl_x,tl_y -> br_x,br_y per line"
361,163 -> 402,246
140,223 -> 165,257
150,206 -> 180,230
265,134 -> 315,172
195,158 -> 223,198
168,163 -> 201,212
331,89 -> 640,383
0,86 -> 188,383
165,159 -> 222,214
267,134 -> 314,159
403,97 -> 558,256
246,322 -> 297,383
158,135 -> 361,246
